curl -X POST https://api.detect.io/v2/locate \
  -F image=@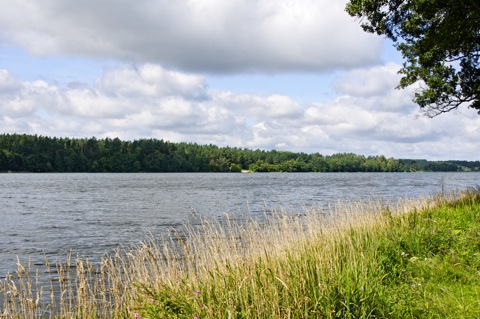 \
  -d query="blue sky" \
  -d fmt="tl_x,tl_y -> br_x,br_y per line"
0,0 -> 478,160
